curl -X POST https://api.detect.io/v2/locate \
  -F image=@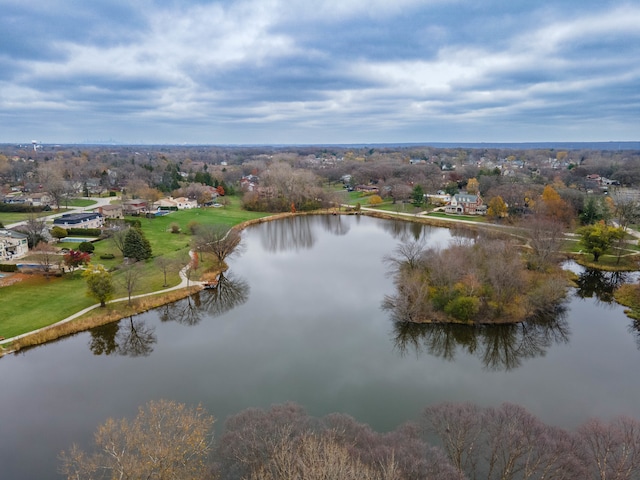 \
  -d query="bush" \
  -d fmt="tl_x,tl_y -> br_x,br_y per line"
368,195 -> 383,205
51,226 -> 68,240
444,296 -> 480,322
0,263 -> 19,272
66,227 -> 102,237
170,222 -> 181,234
99,253 -> 115,260
78,241 -> 95,253
187,220 -> 200,235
